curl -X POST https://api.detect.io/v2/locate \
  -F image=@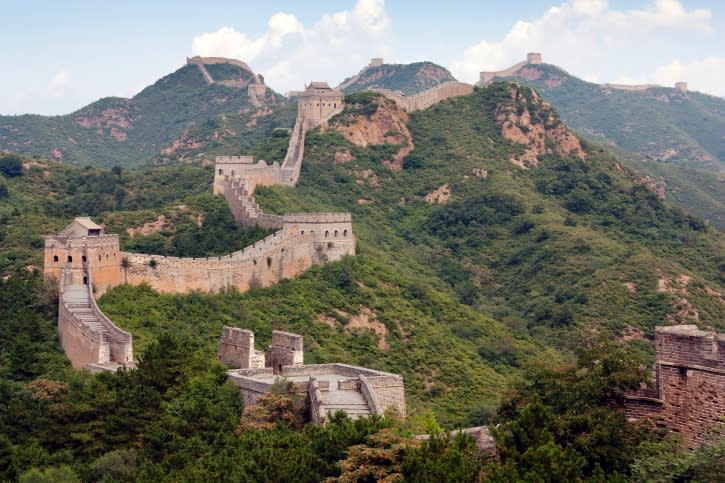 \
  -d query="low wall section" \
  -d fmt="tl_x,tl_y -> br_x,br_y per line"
372,82 -> 474,112
122,231 -> 317,294
625,325 -> 725,446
